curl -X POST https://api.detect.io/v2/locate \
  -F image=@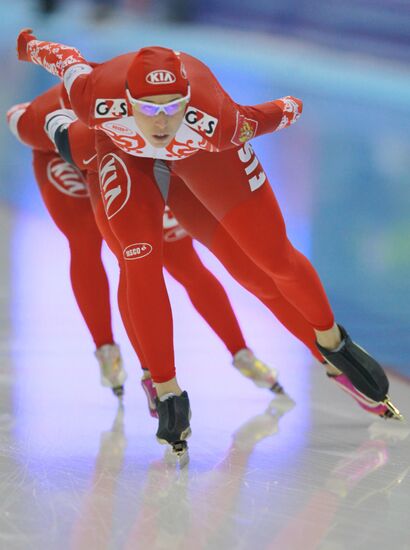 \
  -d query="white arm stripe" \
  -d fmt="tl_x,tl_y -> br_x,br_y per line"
63,63 -> 93,95
8,109 -> 27,144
